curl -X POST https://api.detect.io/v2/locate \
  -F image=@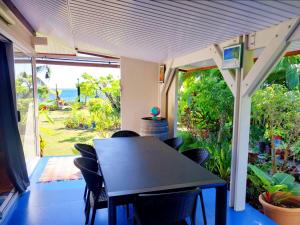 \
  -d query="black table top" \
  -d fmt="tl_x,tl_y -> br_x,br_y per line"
94,136 -> 226,197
